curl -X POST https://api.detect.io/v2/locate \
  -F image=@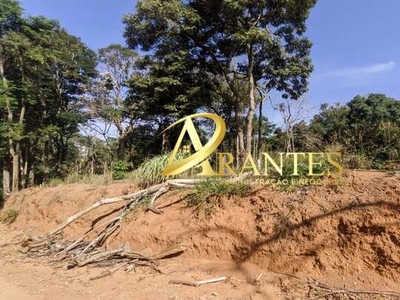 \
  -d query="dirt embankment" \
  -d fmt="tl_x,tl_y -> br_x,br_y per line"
1,171 -> 400,299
